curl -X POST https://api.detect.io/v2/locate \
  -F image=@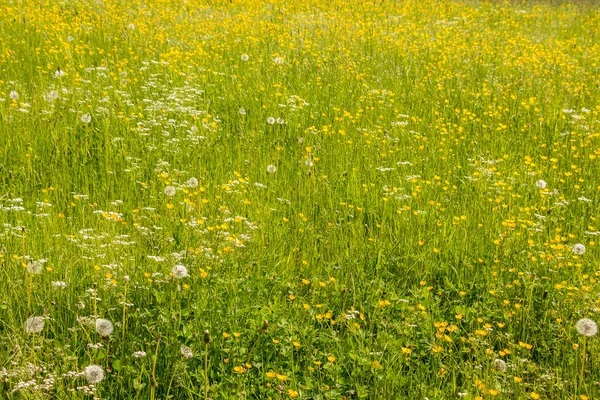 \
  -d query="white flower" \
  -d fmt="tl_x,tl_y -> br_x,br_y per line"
51,281 -> 67,289
187,177 -> 199,188
535,180 -> 546,189
164,186 -> 176,196
273,57 -> 284,65
276,117 -> 284,125
267,117 -> 275,125
84,365 -> 105,384
25,316 -> 45,334
81,113 -> 92,123
172,264 -> 188,279
576,318 -> 598,337
493,358 -> 506,373
95,318 -> 114,337
241,54 -> 249,61
305,159 -> 314,167
132,351 -> 147,358
55,68 -> 65,78
27,261 -> 43,275
239,107 -> 246,115
180,344 -> 193,358
266,164 -> 277,173
128,23 -> 135,30
9,91 -> 19,101
572,243 -> 586,255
